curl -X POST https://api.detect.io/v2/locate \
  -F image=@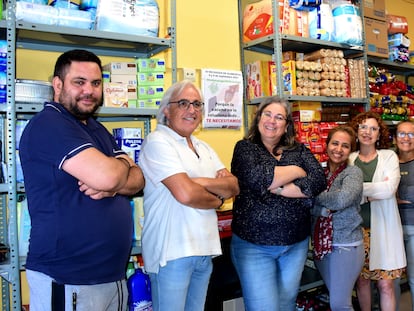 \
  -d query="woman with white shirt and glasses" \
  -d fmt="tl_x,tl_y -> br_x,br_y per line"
396,120 -> 414,311
348,111 -> 406,311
